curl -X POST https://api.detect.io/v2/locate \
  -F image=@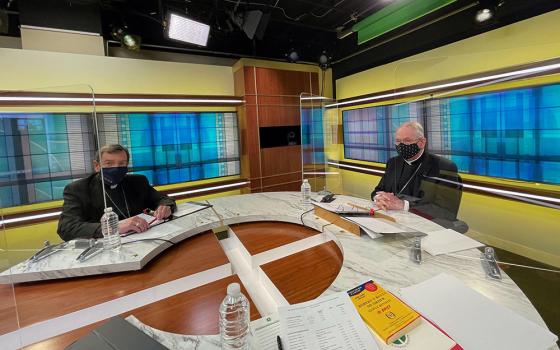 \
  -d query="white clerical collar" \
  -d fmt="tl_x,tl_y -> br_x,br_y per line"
404,148 -> 425,165
110,184 -> 118,189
